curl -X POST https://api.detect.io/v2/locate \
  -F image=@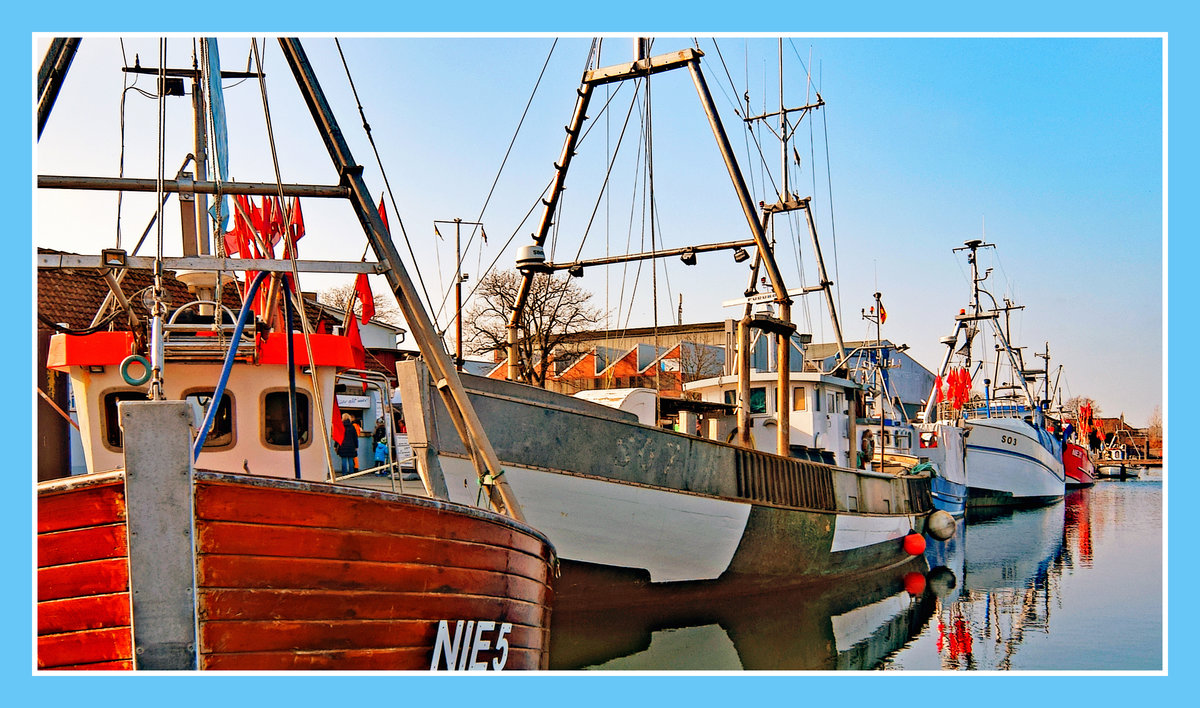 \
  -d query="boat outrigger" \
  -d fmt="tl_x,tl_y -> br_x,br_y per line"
397,41 -> 954,588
